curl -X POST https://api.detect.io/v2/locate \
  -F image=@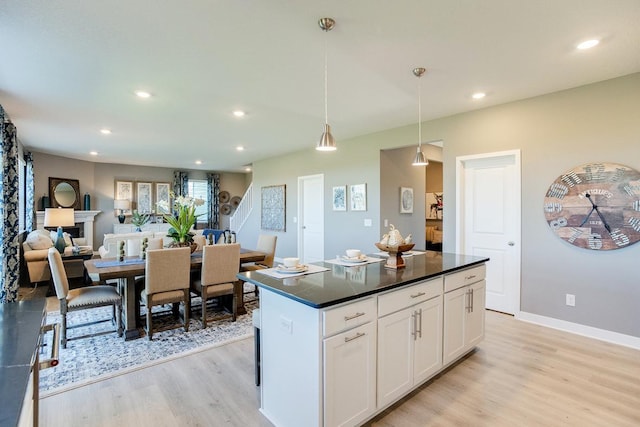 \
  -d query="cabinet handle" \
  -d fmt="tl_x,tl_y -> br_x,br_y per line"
410,292 -> 426,299
344,332 -> 366,343
465,289 -> 471,313
344,312 -> 365,321
465,274 -> 476,280
416,308 -> 423,339
470,288 -> 474,313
